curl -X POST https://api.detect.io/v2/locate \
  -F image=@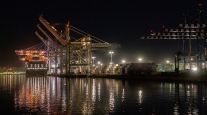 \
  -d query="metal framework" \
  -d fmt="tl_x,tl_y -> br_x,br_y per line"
141,0 -> 207,71
142,24 -> 207,71
35,16 -> 113,75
